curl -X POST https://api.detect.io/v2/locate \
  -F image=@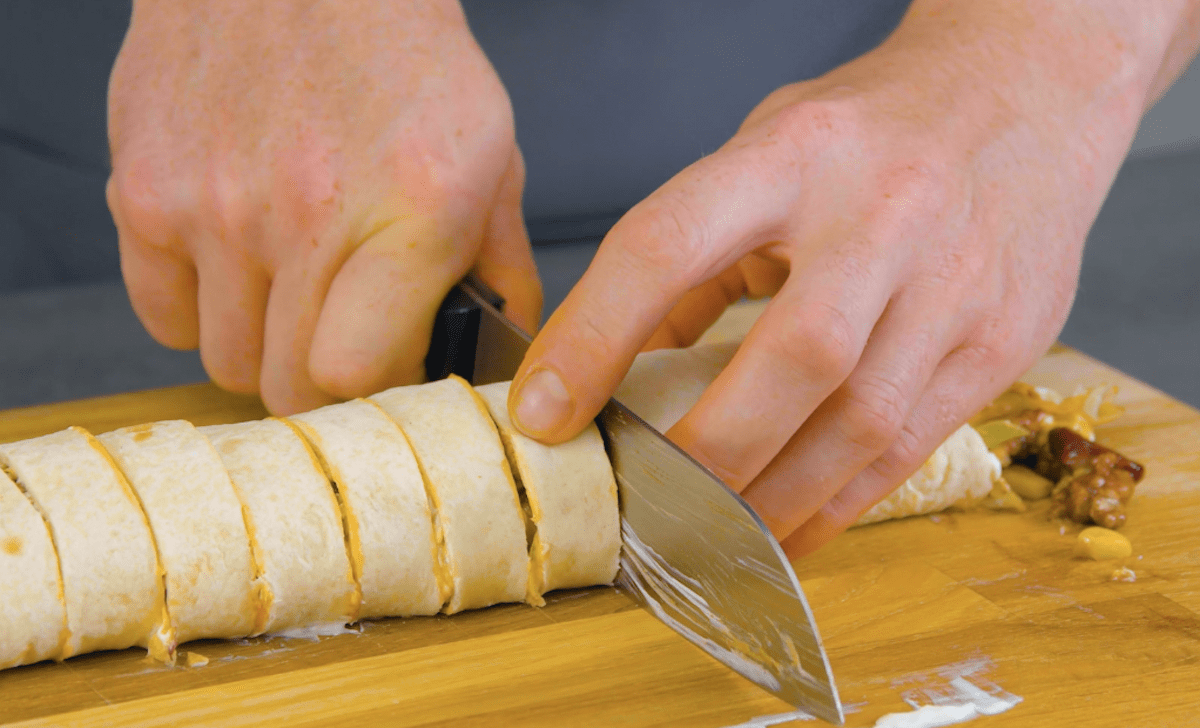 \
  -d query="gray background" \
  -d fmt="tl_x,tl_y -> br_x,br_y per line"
0,2 -> 1197,410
